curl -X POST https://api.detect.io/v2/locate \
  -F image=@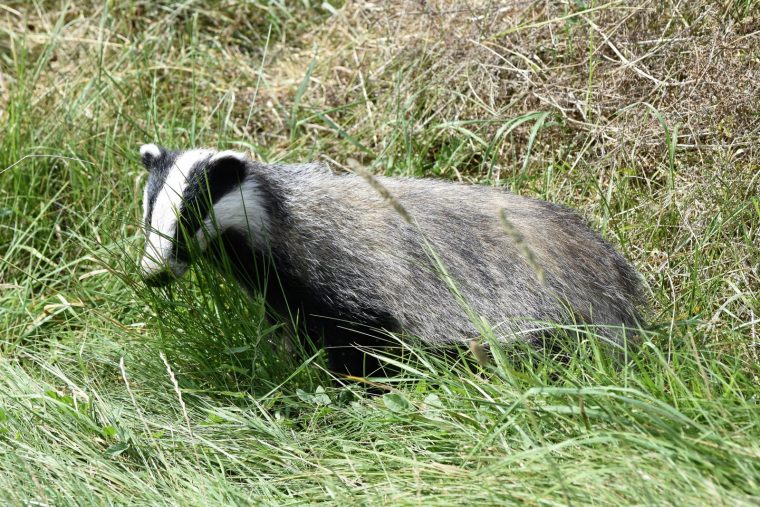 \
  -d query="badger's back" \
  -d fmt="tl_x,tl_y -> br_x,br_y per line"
251,164 -> 645,347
